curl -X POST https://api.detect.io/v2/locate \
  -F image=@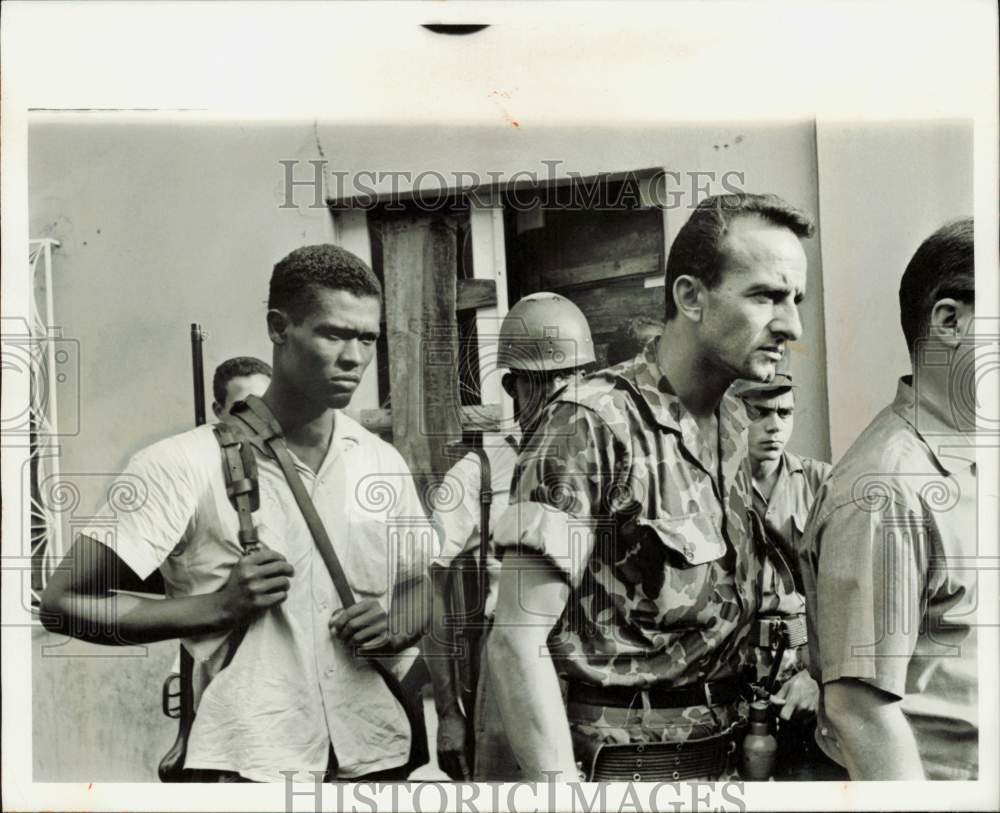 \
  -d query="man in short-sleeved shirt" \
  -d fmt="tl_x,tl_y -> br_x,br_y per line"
800,217 -> 977,780
42,245 -> 435,781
